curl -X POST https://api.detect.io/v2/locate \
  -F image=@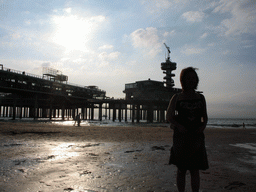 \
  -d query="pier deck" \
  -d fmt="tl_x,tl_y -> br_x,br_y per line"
0,66 -> 169,123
